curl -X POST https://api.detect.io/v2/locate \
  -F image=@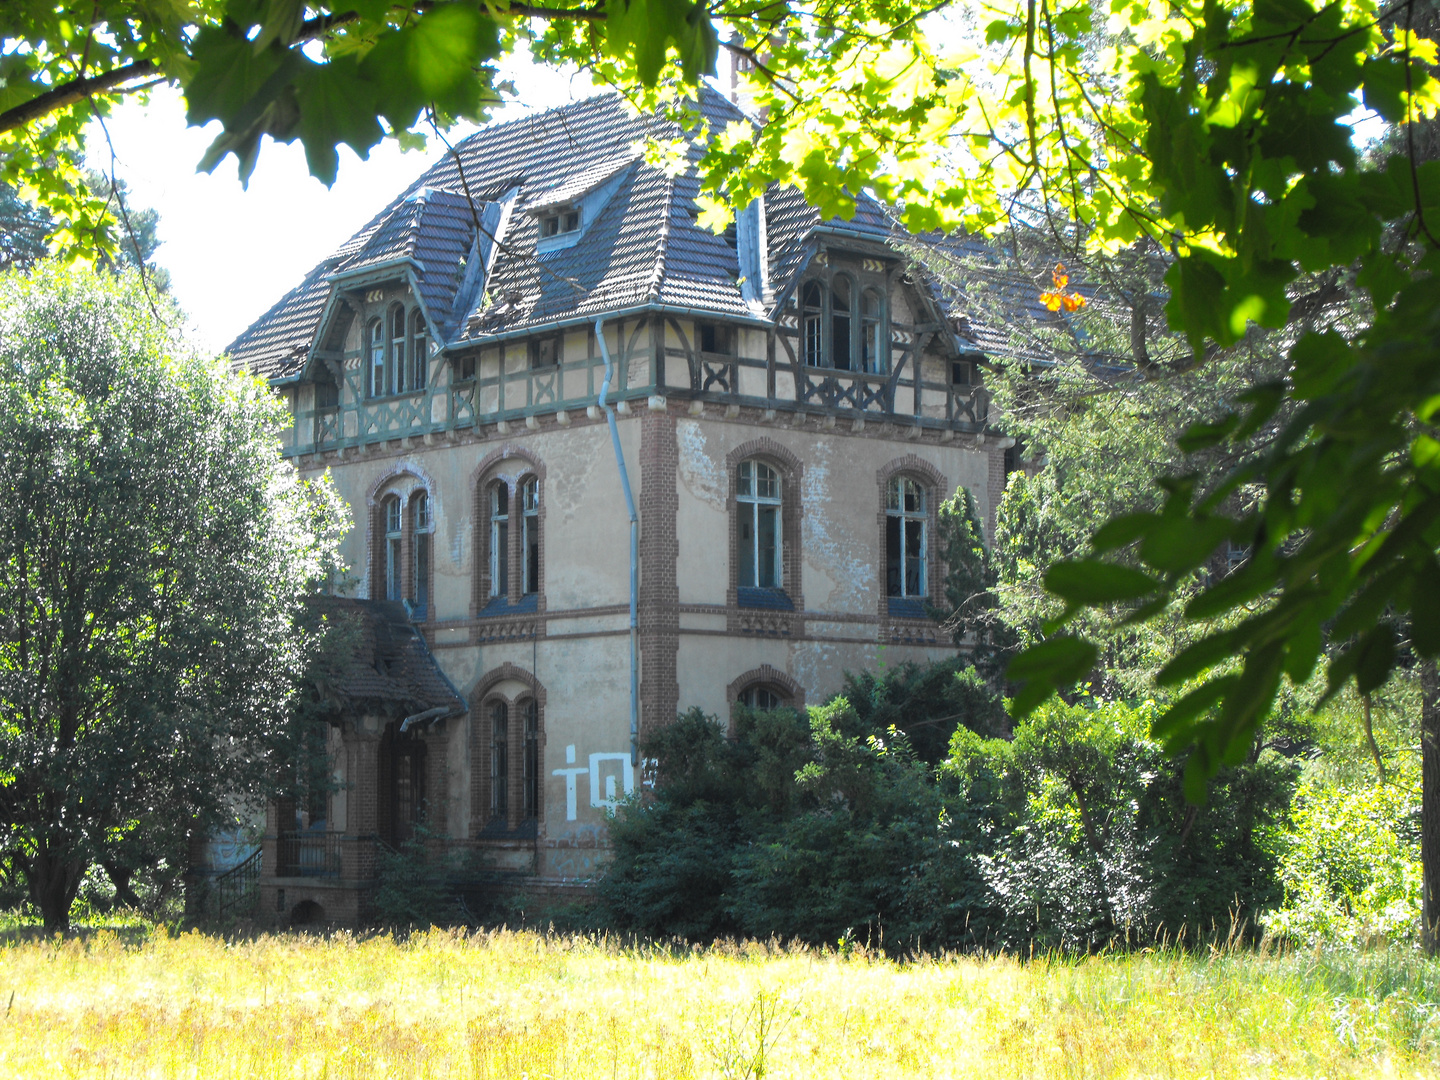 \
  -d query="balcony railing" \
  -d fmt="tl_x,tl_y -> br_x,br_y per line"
277,831 -> 343,877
